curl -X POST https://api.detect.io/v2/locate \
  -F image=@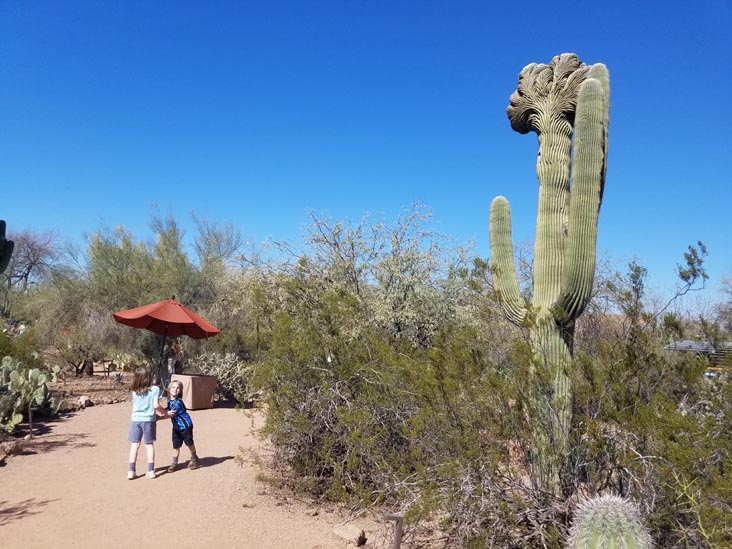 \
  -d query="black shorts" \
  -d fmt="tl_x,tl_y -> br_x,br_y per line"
172,426 -> 194,449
